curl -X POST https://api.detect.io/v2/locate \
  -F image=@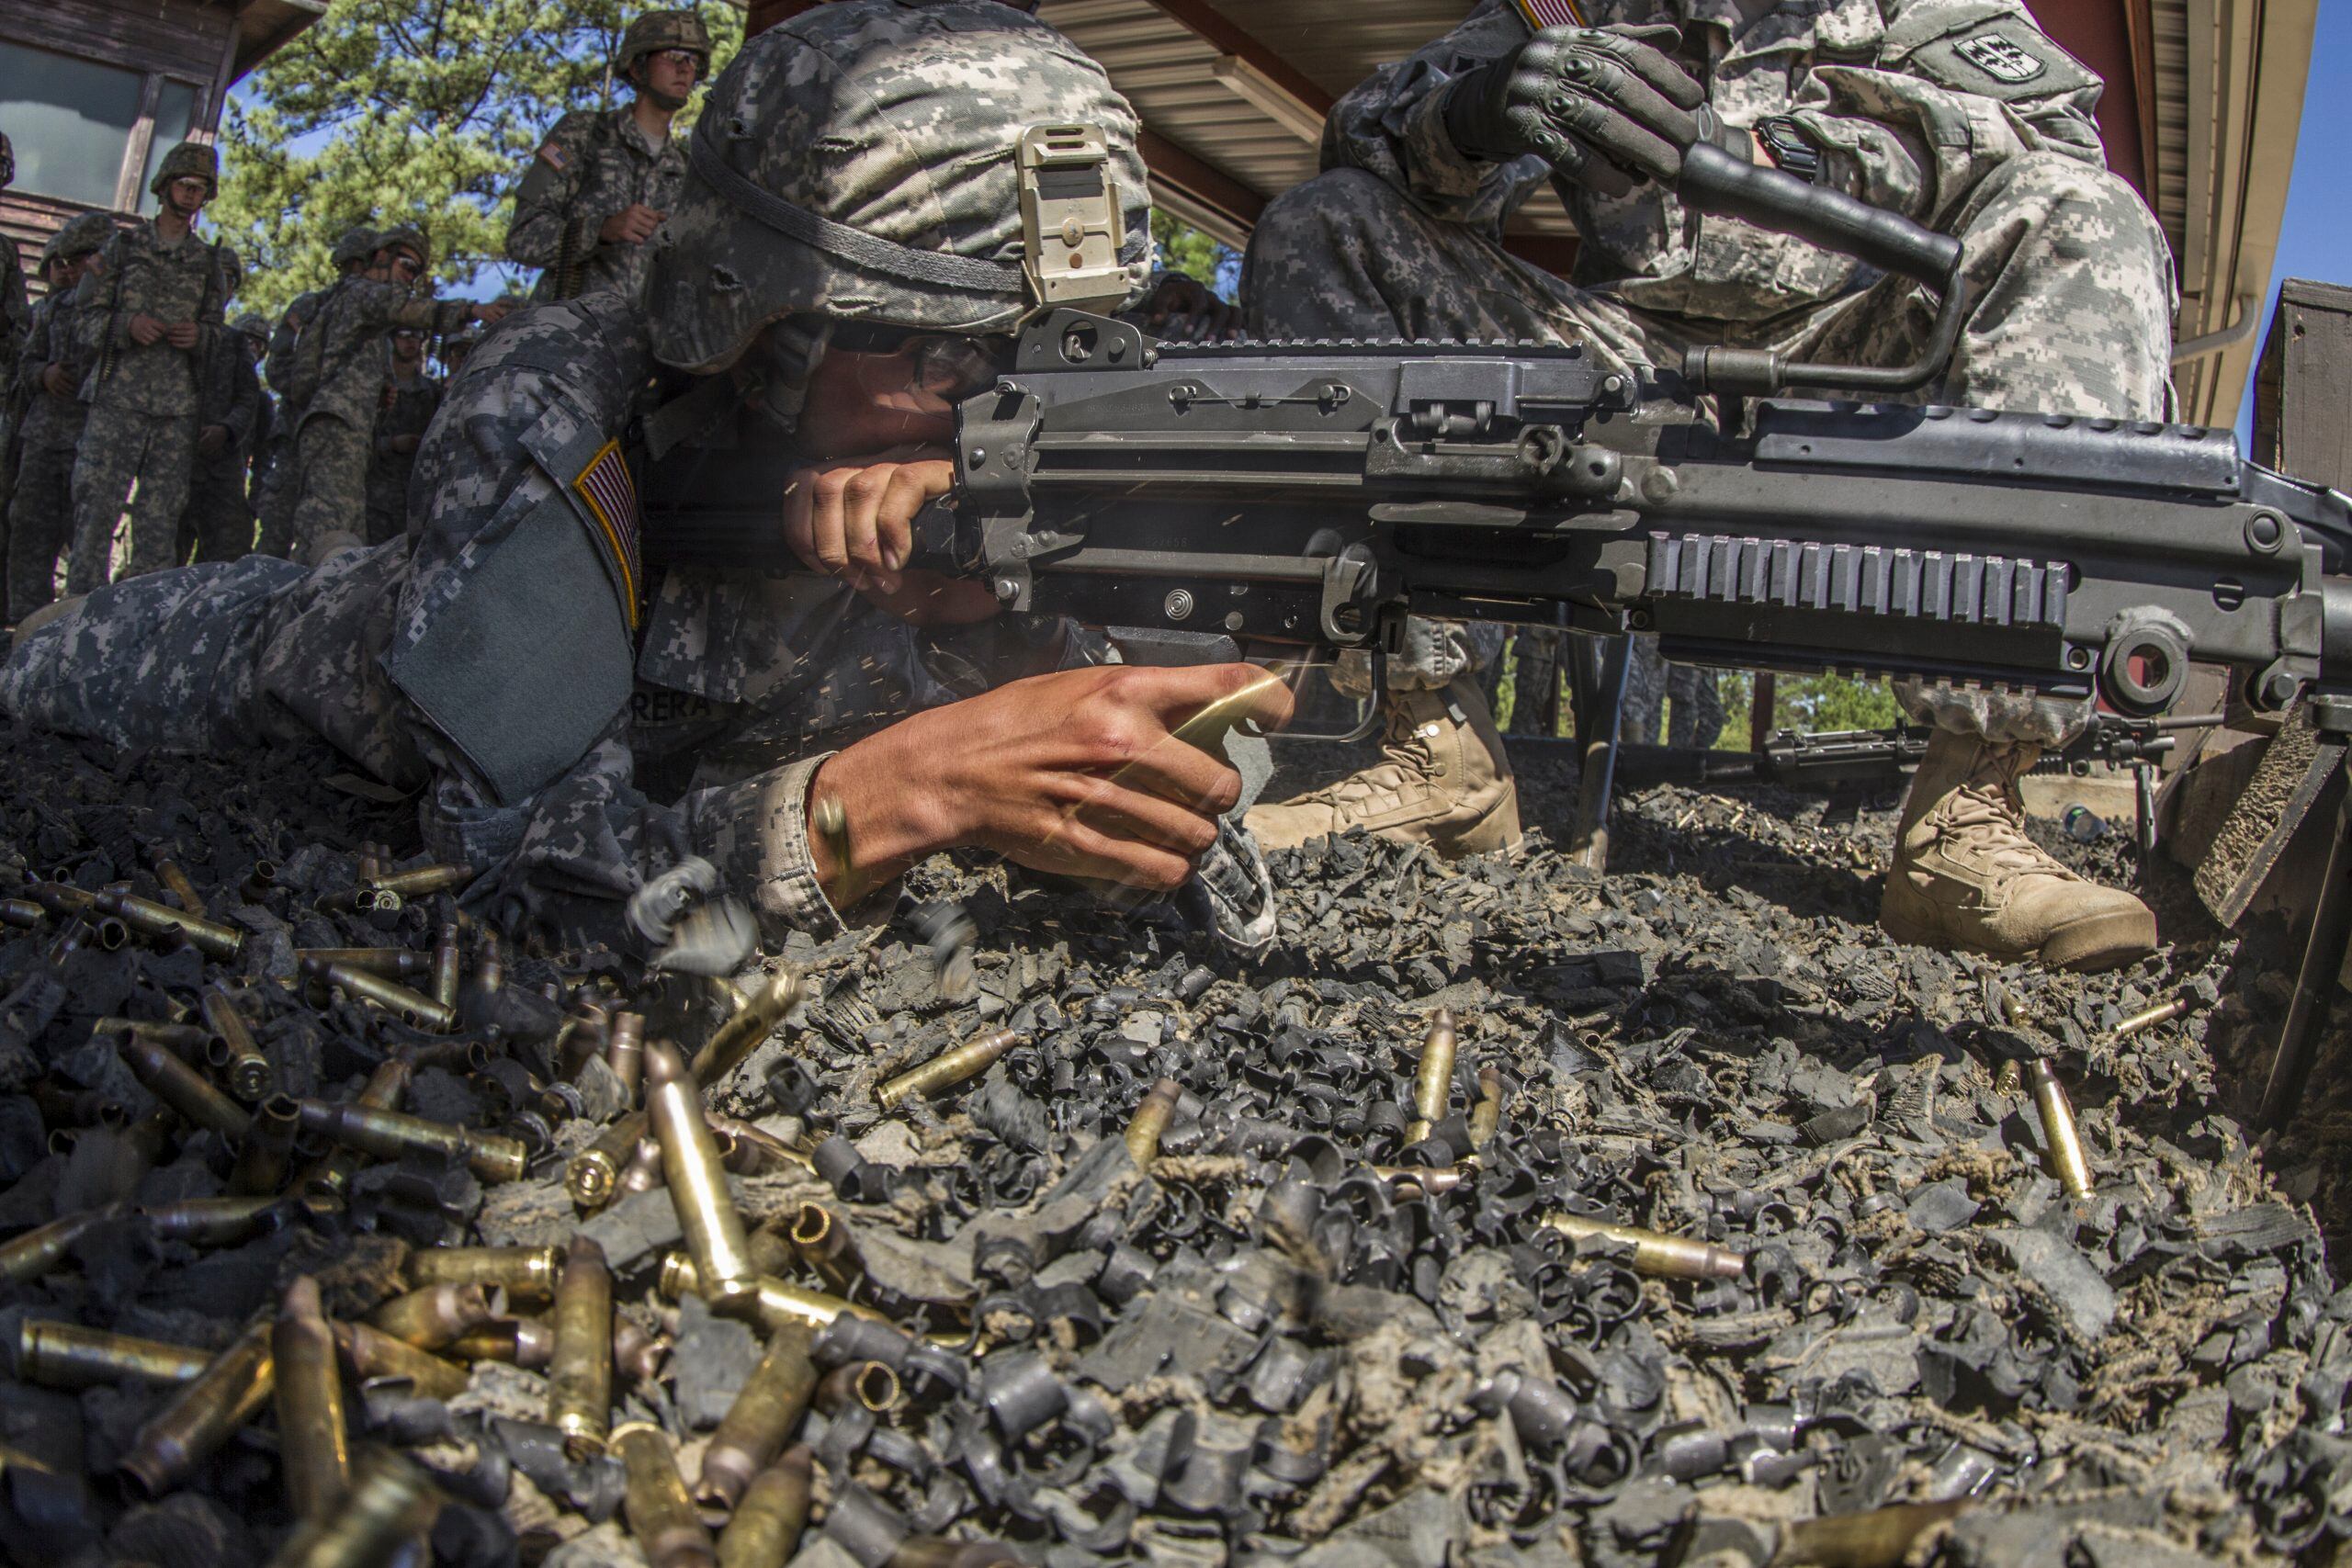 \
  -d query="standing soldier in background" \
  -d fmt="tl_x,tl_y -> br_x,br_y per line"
364,325 -> 440,545
6,214 -> 111,625
179,312 -> 266,563
0,134 -> 33,593
256,225 -> 376,558
237,315 -> 277,537
504,8 -> 709,301
66,141 -> 240,592
278,228 -> 501,561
